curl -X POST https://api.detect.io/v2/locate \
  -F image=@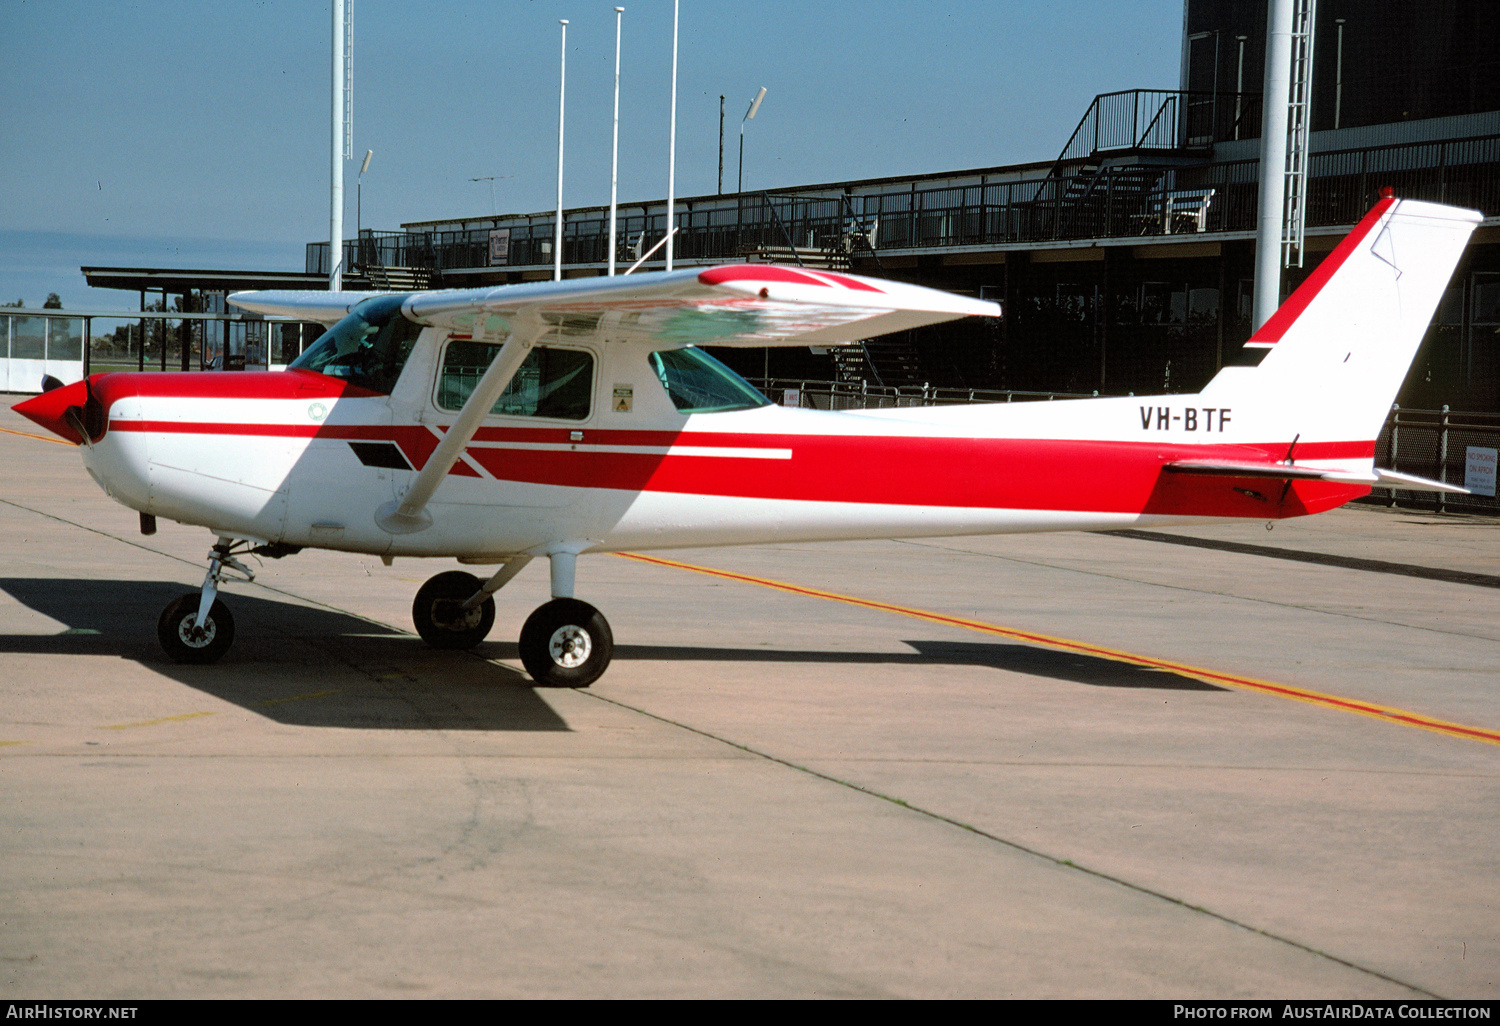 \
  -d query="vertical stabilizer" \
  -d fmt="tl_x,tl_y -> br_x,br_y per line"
1202,197 -> 1480,445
